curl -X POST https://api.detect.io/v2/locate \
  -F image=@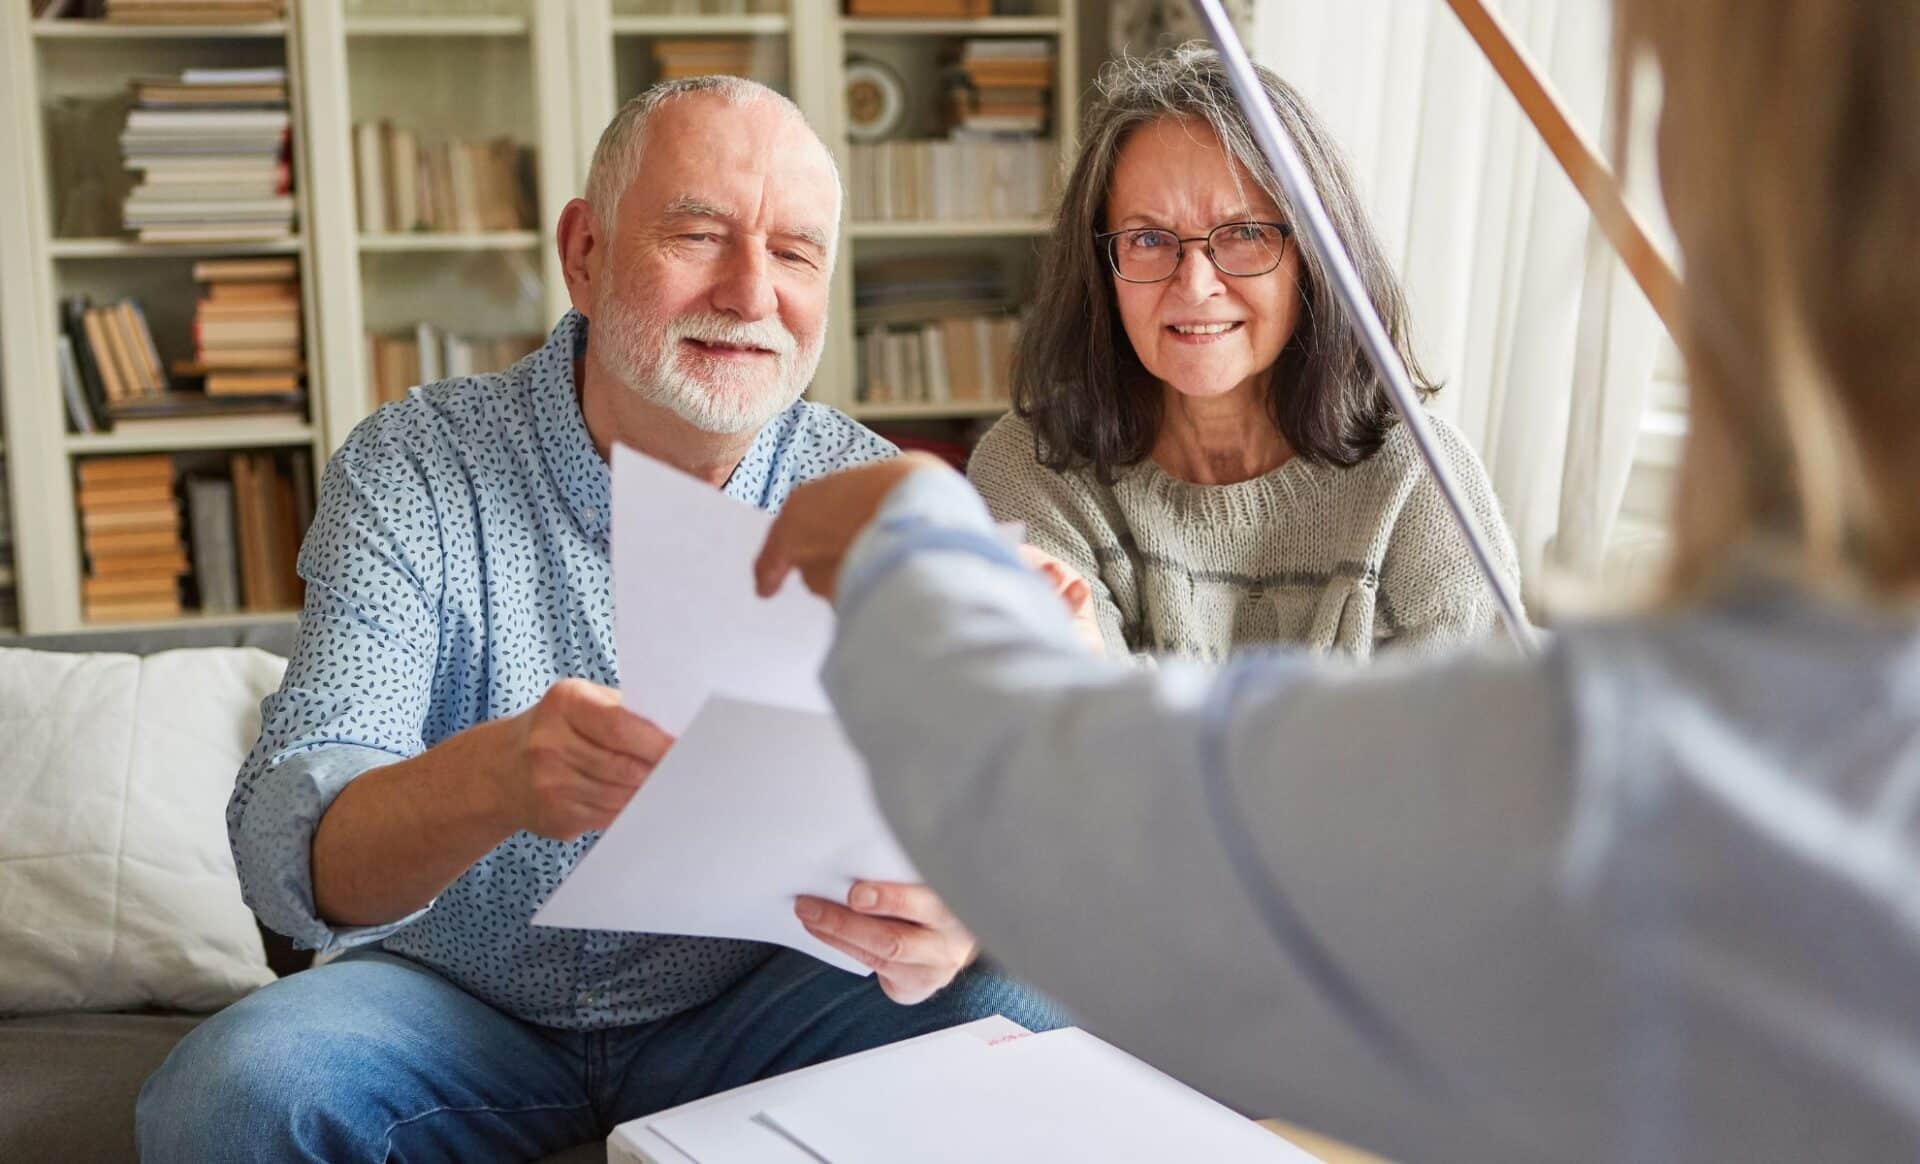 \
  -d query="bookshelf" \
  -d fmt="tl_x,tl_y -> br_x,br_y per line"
0,0 -> 1090,634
